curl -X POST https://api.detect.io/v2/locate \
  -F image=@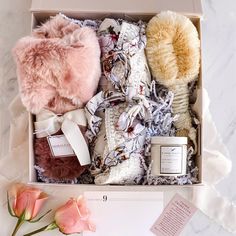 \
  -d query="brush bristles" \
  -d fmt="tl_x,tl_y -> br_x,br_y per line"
146,11 -> 200,87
